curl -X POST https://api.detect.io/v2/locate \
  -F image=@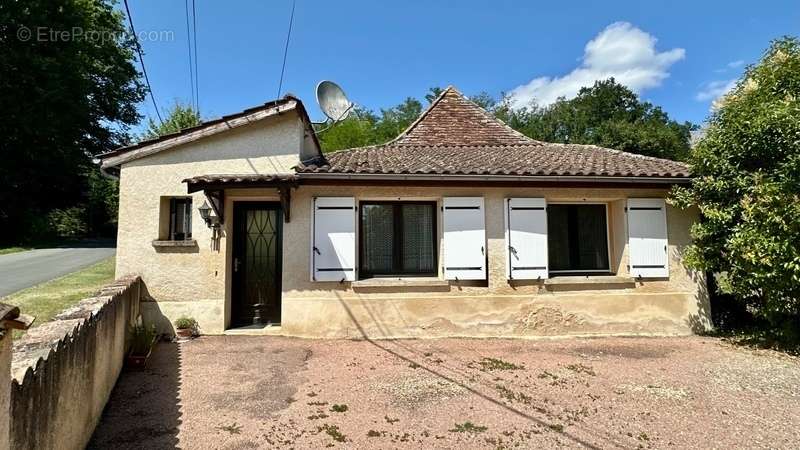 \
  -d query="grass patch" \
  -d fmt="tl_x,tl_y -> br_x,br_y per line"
474,357 -> 524,372
495,384 -> 532,404
318,424 -> 347,442
0,246 -> 31,256
330,404 -> 348,413
449,422 -> 488,433
217,423 -> 242,434
4,257 -> 115,337
566,363 -> 596,376
547,423 -> 564,432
